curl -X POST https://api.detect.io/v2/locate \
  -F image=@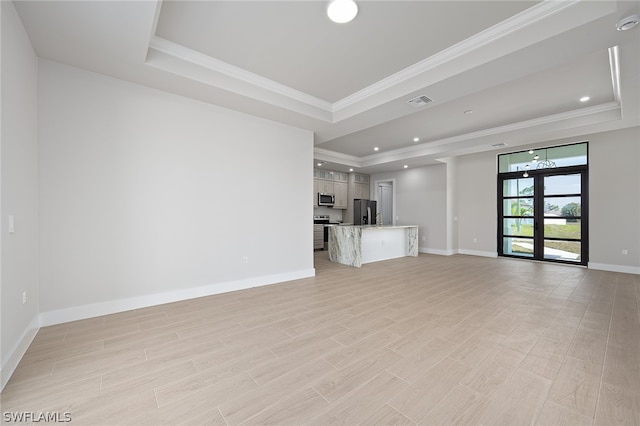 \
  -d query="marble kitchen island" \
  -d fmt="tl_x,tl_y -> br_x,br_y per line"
328,225 -> 419,267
